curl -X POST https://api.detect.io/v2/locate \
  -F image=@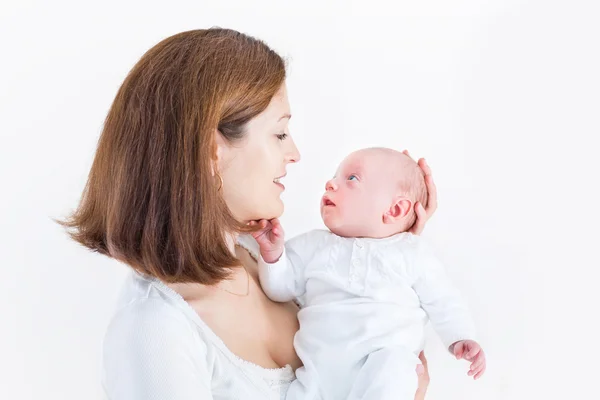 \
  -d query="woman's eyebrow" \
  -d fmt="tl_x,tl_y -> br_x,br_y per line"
278,113 -> 292,121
